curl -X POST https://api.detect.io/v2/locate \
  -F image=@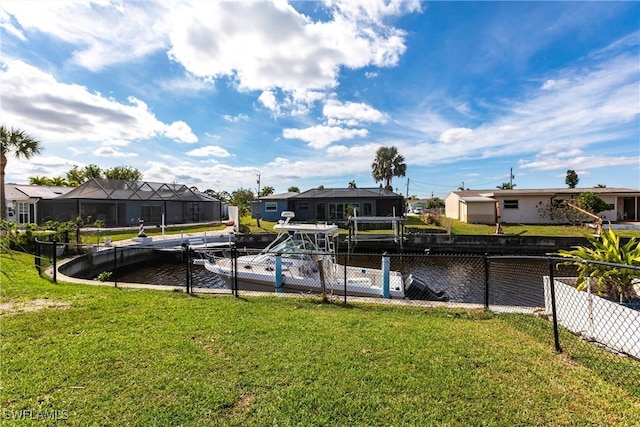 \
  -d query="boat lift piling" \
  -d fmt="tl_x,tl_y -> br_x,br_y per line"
274,254 -> 283,292
381,252 -> 391,299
